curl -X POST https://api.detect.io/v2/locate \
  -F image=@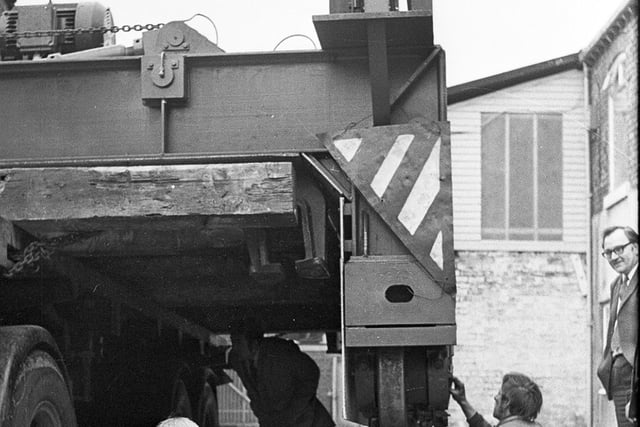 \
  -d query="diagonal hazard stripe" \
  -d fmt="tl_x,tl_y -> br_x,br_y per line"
321,122 -> 455,293
397,137 -> 441,235
333,138 -> 362,162
370,134 -> 415,198
430,230 -> 443,269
